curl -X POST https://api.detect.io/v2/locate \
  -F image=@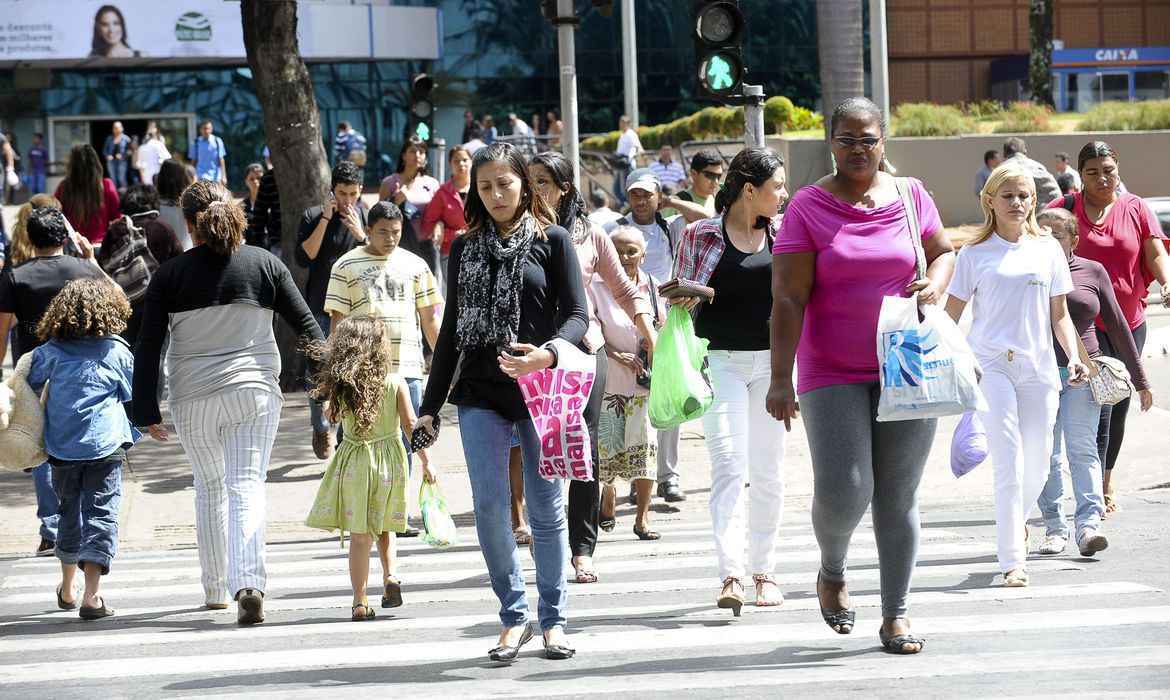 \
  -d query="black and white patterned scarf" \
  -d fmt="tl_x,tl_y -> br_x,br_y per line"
456,214 -> 538,351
